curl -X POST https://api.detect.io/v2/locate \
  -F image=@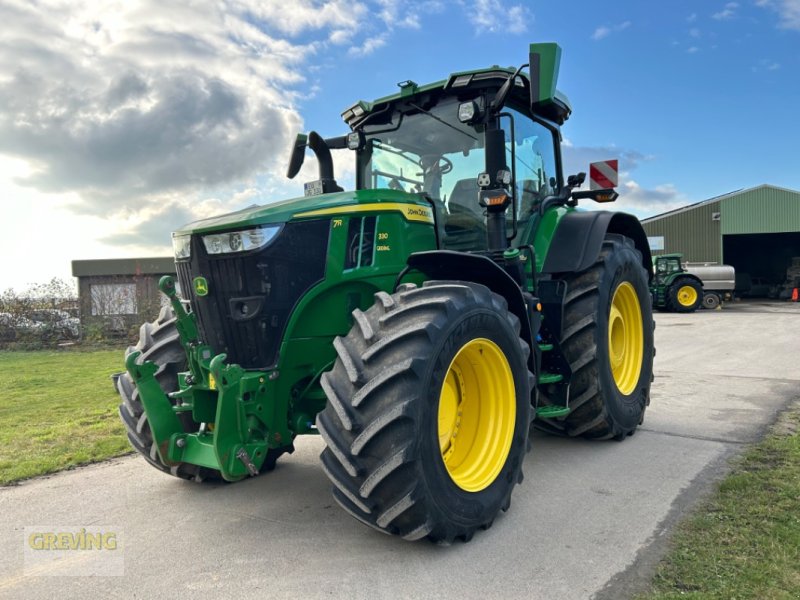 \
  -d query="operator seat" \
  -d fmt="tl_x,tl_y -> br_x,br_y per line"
443,178 -> 486,251
518,179 -> 543,217
447,178 -> 482,219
